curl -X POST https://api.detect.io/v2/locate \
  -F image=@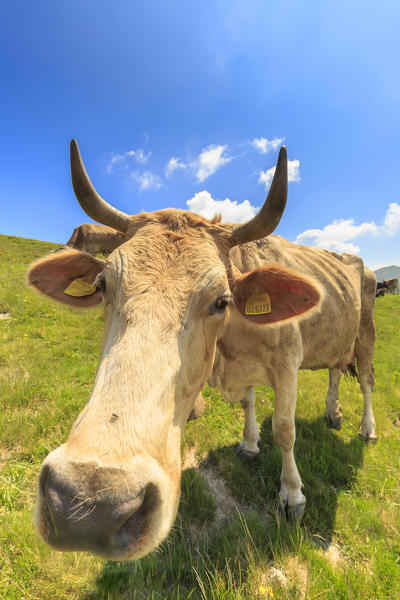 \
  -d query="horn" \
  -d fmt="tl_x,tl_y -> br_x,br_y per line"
70,139 -> 131,233
230,146 -> 288,246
